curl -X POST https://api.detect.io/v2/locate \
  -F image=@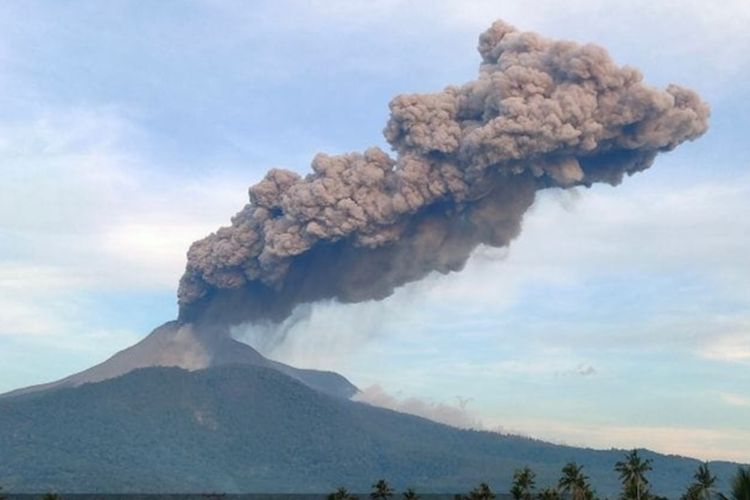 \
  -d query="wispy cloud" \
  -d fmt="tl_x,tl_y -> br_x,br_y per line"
701,331 -> 750,364
720,393 -> 750,408
0,106 -> 253,391
487,417 -> 750,463
354,385 -> 483,430
0,107 -> 249,291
